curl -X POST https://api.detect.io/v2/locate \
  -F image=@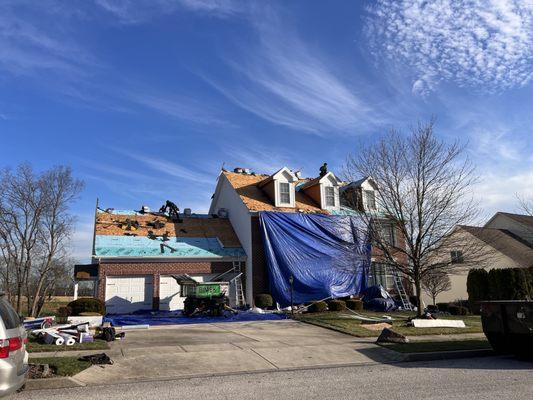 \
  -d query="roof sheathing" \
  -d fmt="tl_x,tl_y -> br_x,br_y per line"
222,171 -> 326,213
95,211 -> 242,248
